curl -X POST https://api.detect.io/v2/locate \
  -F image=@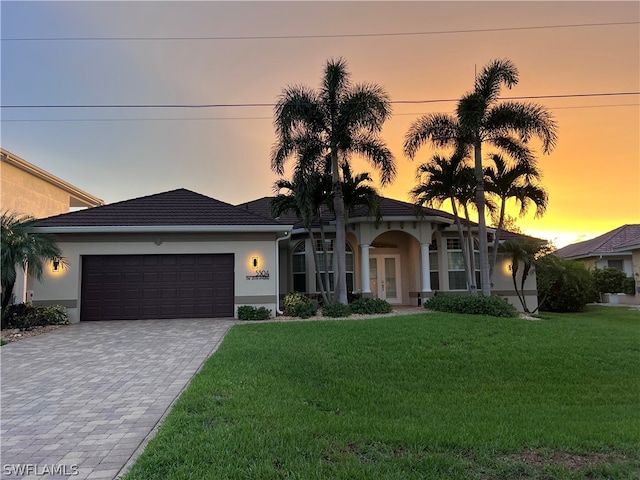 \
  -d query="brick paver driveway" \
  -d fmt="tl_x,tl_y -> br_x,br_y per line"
1,318 -> 235,480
